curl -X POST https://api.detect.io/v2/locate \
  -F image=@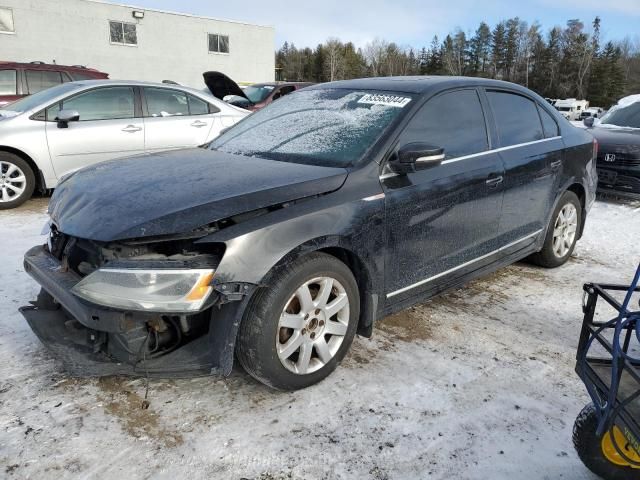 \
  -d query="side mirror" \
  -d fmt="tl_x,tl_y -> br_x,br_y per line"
389,143 -> 445,174
583,117 -> 594,128
56,109 -> 80,128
